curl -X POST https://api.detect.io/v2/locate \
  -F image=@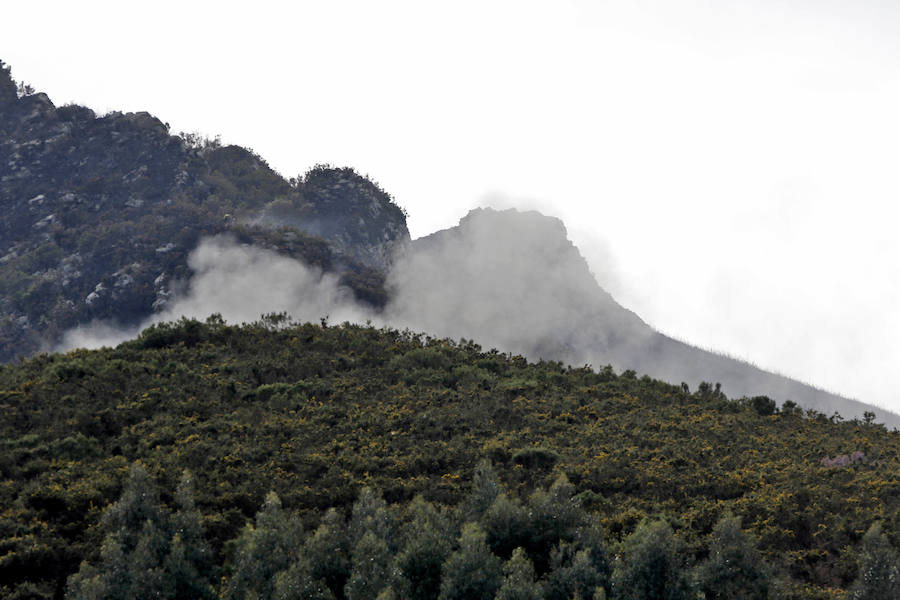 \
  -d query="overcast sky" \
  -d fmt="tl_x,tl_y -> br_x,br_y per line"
3,0 -> 899,412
